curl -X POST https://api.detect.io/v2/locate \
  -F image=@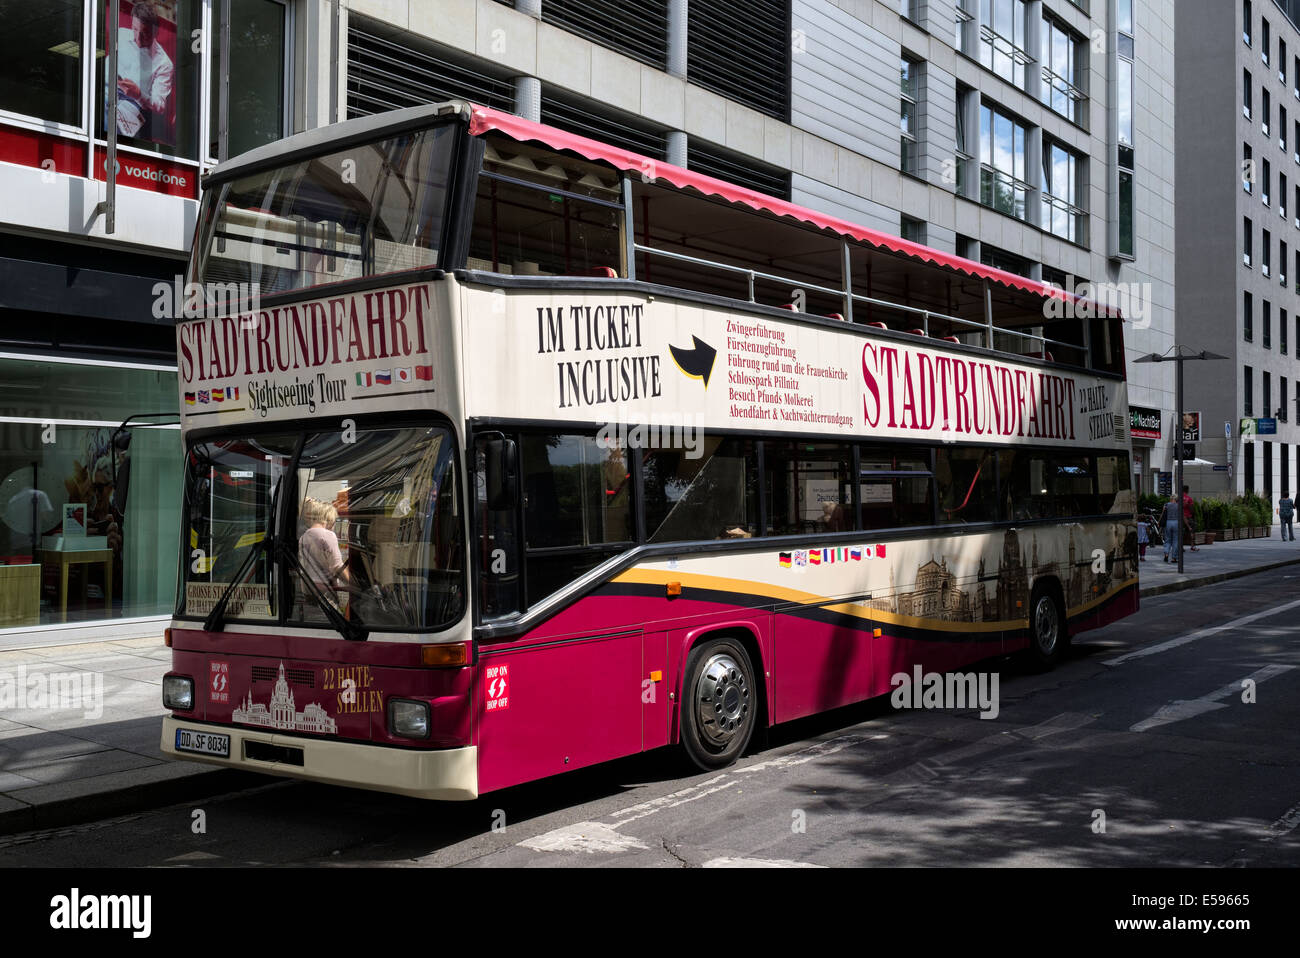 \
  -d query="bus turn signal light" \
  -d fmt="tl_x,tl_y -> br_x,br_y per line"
666,581 -> 682,597
164,628 -> 172,648
421,644 -> 468,667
